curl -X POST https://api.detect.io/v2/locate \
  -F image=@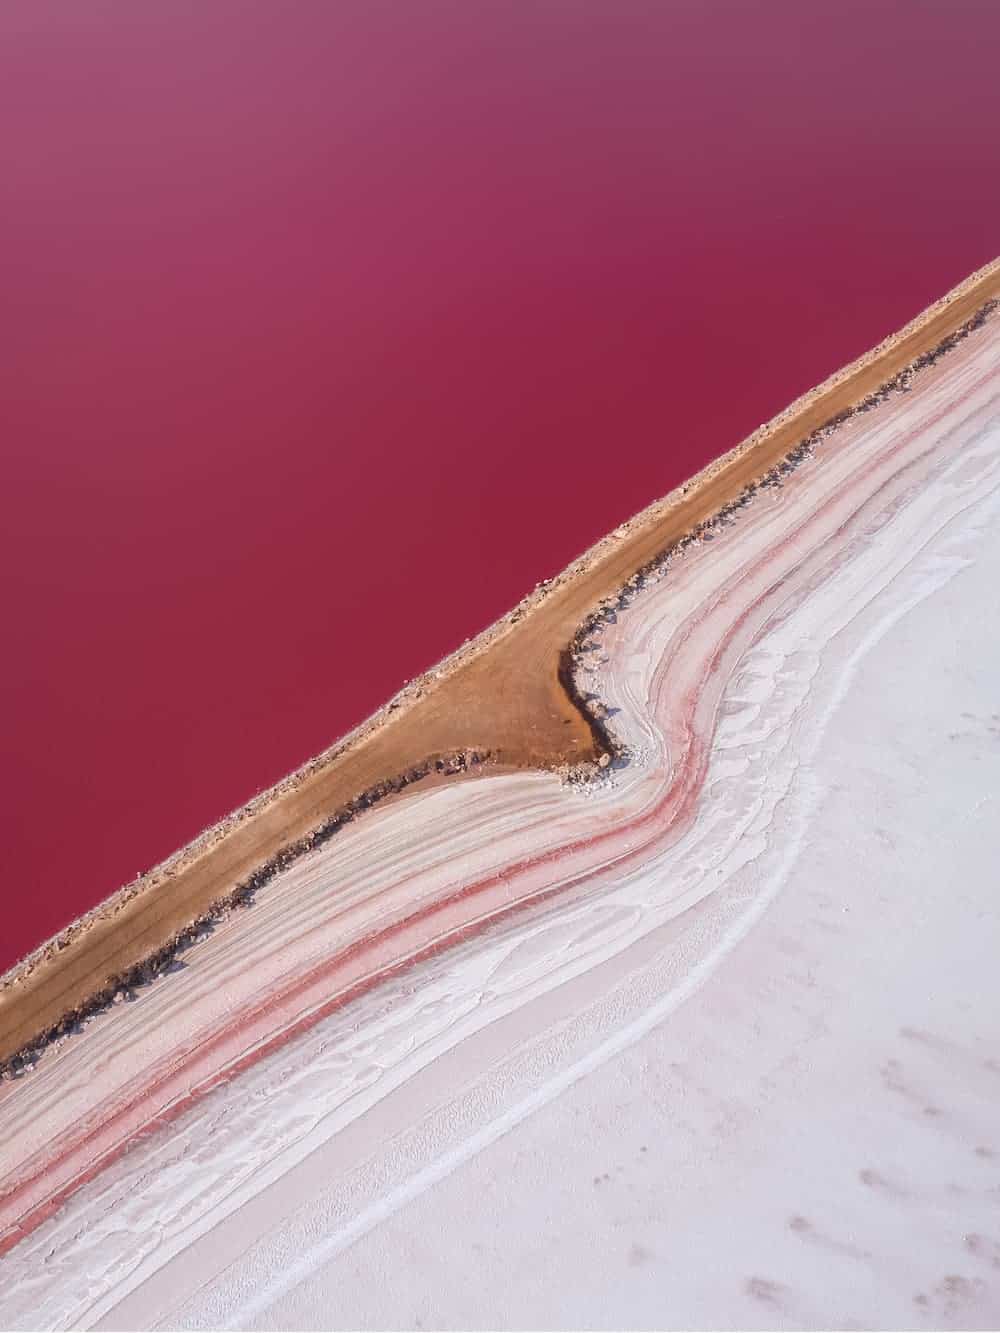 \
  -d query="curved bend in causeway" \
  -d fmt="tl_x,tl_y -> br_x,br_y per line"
1,260 -> 998,1073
